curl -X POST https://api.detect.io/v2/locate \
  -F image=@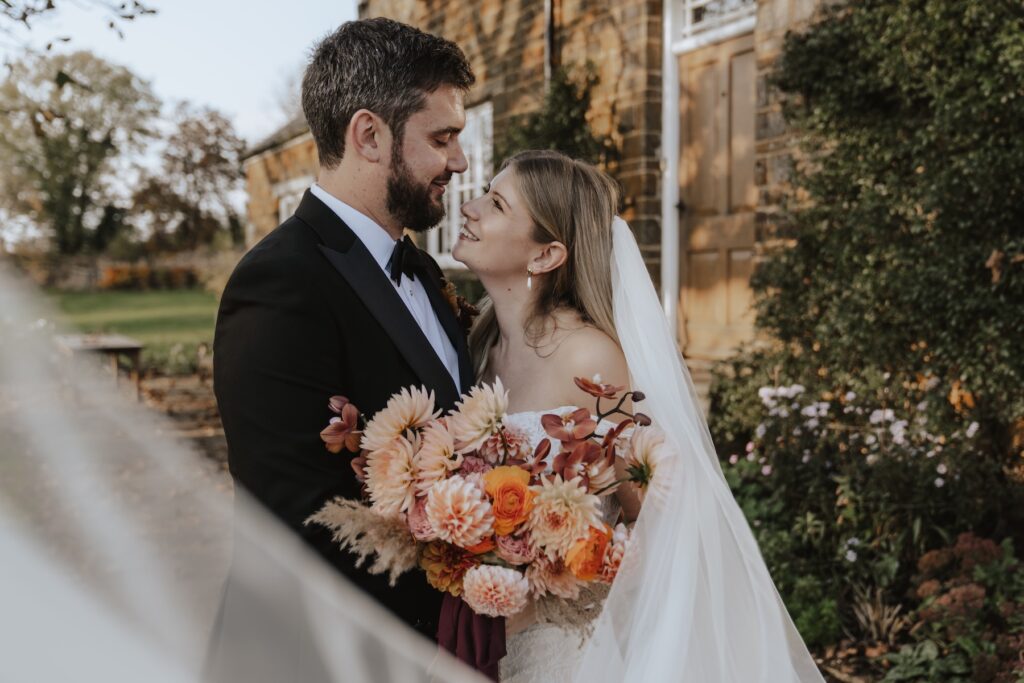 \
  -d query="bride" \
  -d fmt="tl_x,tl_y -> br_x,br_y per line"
452,150 -> 824,682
